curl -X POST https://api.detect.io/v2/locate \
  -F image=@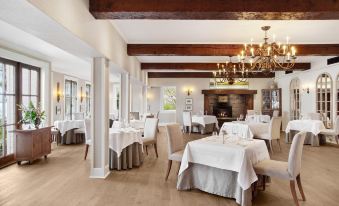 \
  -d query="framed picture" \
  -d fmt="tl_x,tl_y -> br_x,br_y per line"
185,105 -> 193,111
185,98 -> 193,105
55,106 -> 61,115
